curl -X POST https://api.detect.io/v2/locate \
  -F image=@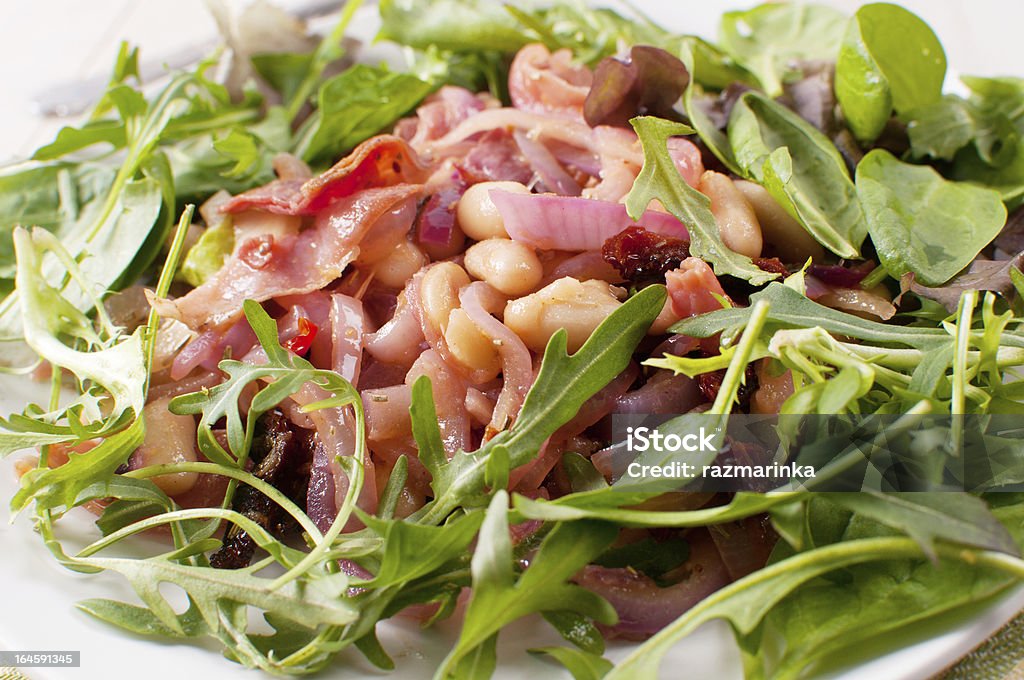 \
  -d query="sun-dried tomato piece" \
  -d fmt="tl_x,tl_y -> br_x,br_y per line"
753,257 -> 789,277
601,226 -> 691,283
